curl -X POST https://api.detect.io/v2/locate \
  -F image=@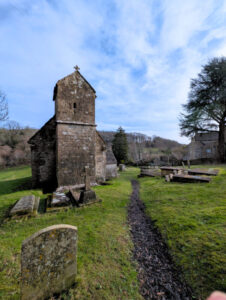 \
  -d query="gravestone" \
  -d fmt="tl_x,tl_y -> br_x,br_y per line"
139,167 -> 161,178
119,164 -> 126,171
10,195 -> 40,217
172,174 -> 211,183
78,166 -> 100,206
46,192 -> 72,212
21,224 -> 77,300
